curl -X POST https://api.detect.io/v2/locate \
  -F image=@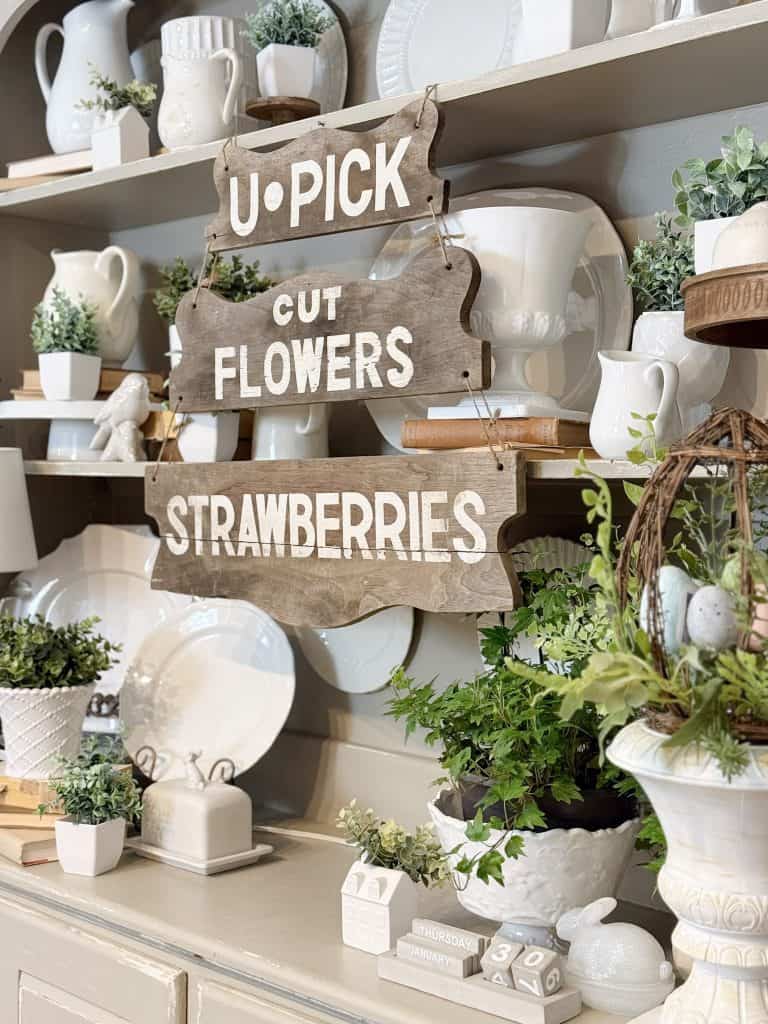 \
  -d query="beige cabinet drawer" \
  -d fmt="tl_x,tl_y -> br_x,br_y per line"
0,895 -> 185,1024
193,979 -> 338,1024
